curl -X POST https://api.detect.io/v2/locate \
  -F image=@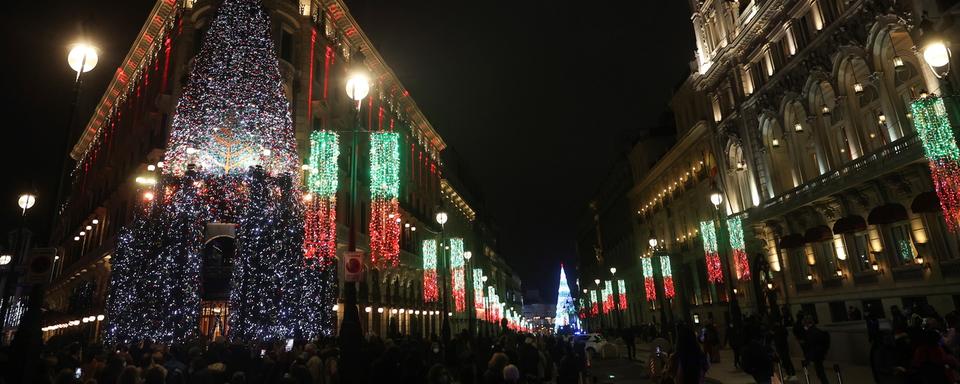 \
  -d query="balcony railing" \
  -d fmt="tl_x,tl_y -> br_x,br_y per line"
758,133 -> 923,219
